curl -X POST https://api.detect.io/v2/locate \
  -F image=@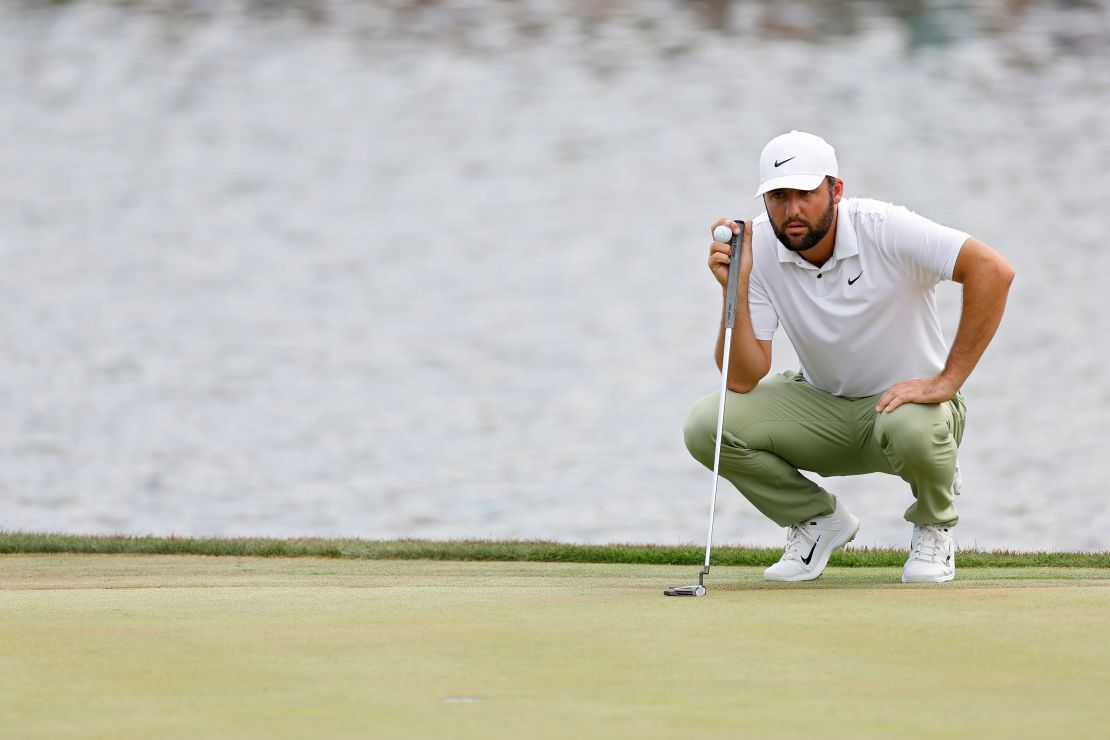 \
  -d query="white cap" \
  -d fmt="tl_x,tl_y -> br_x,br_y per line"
754,130 -> 838,198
